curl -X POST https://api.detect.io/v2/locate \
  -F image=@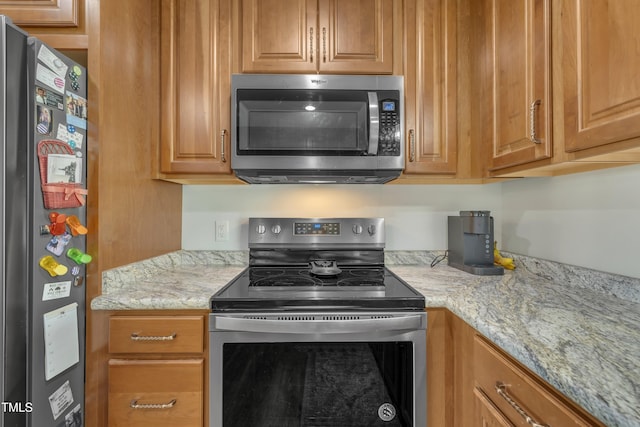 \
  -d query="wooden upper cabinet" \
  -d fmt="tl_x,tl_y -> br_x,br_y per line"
562,0 -> 640,153
241,0 -> 395,74
317,0 -> 393,74
159,0 -> 232,175
0,0 -> 79,27
241,0 -> 317,73
402,0 -> 457,175
0,0 -> 87,49
477,0 -> 552,172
